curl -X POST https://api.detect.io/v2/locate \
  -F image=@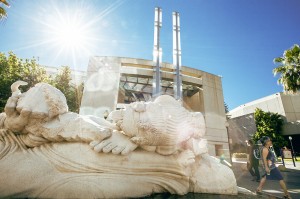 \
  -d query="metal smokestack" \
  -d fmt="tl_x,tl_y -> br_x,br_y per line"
152,7 -> 162,98
173,11 -> 182,100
